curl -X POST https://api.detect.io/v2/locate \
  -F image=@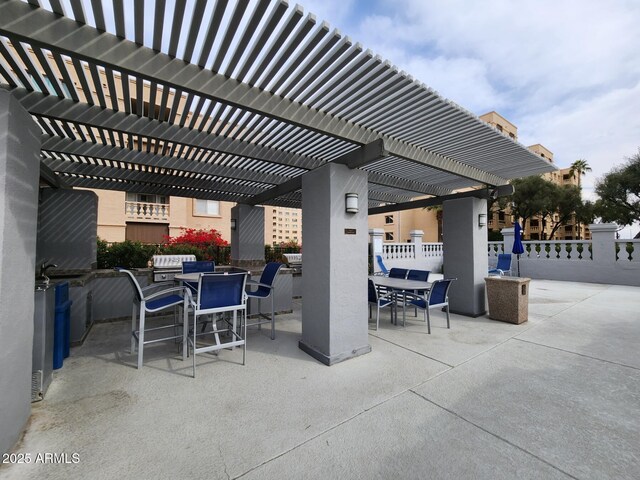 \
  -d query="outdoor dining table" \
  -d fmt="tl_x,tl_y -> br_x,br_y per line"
369,275 -> 432,325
